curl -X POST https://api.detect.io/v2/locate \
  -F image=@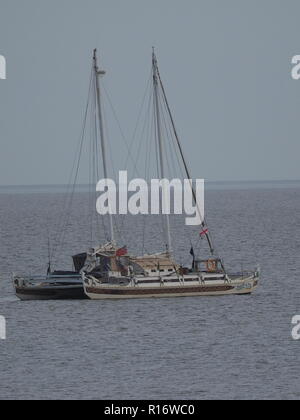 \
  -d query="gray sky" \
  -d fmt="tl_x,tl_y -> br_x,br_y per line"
0,0 -> 300,185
